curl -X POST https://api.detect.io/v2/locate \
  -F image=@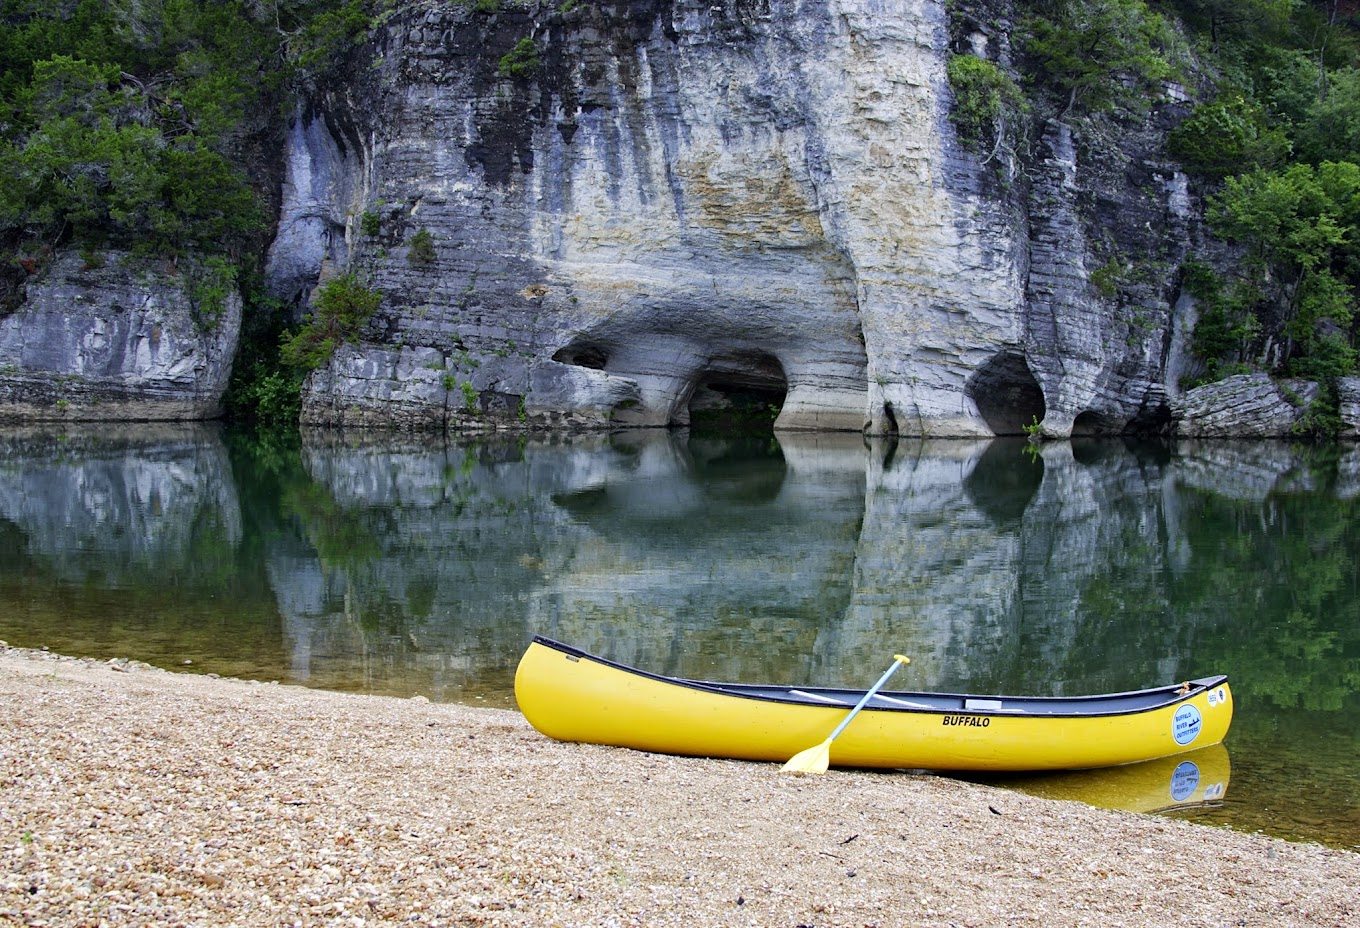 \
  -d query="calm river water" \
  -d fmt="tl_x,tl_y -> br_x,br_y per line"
1,425 -> 1356,850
